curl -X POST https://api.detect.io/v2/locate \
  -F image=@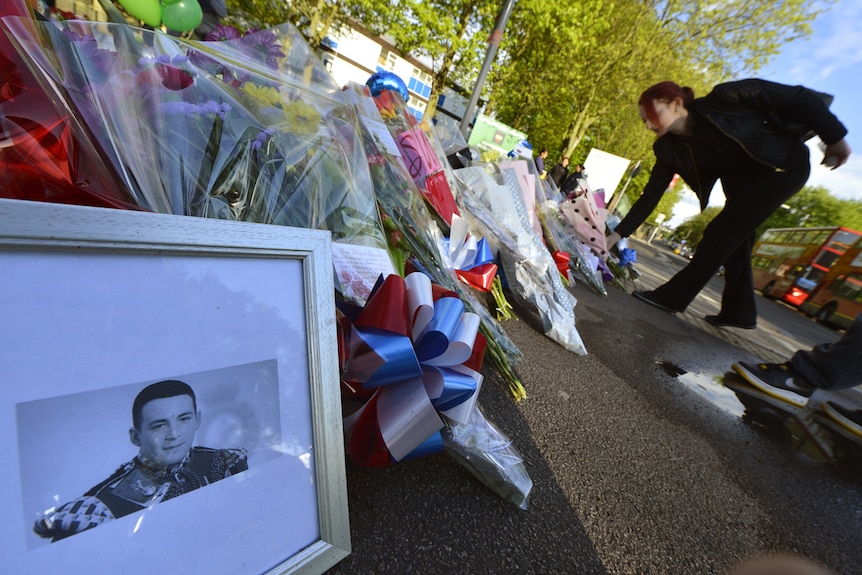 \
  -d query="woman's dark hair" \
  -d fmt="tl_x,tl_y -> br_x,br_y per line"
638,81 -> 695,126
